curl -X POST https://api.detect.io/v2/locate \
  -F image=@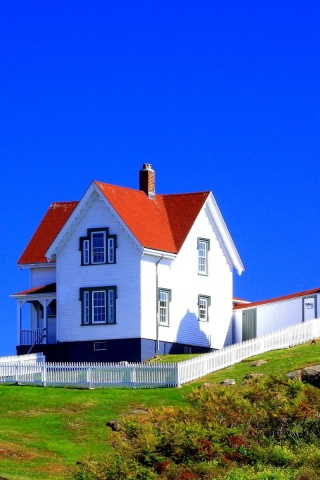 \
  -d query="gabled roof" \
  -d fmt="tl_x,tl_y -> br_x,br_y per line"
18,180 -> 244,274
18,202 -> 78,265
95,181 -> 210,253
233,287 -> 320,310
